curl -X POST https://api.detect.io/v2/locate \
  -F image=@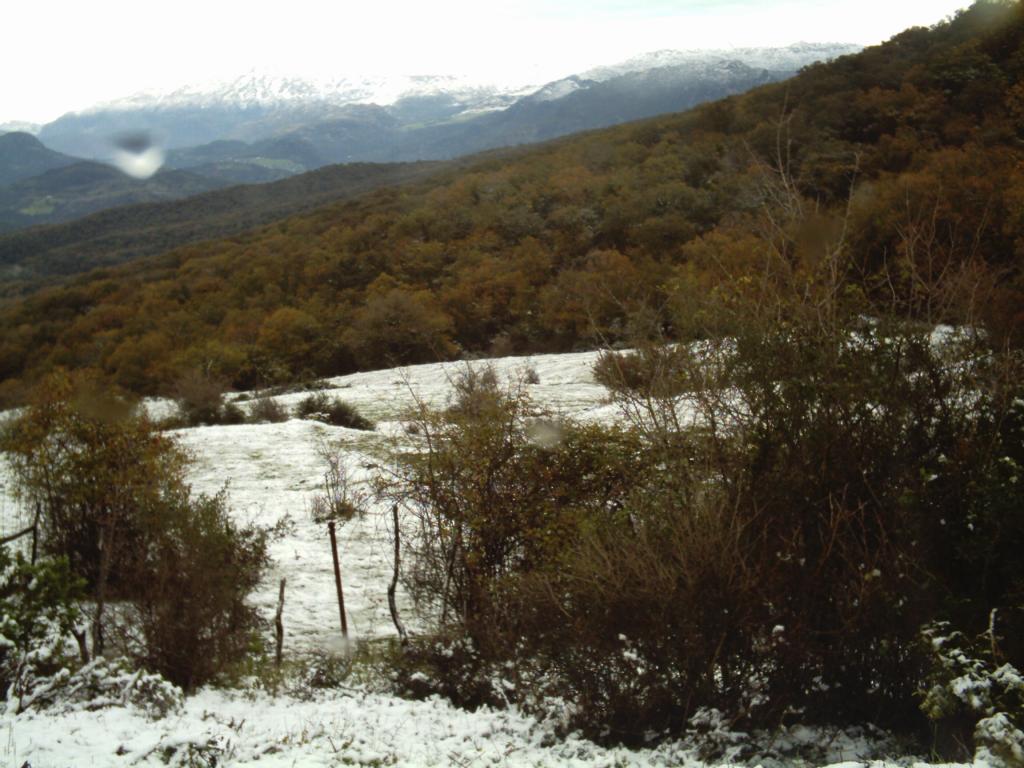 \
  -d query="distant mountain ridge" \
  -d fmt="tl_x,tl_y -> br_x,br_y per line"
90,71 -> 532,113
36,43 -> 859,162
0,121 -> 42,136
0,160 -> 226,233
0,133 -> 79,186
37,74 -> 534,159
579,42 -> 863,80
2,43 -> 860,236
